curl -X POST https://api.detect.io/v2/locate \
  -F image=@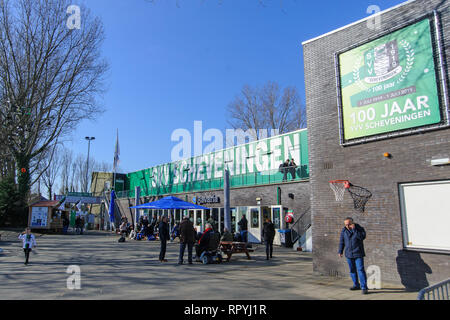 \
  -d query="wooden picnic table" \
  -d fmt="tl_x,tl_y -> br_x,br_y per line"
220,241 -> 254,262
